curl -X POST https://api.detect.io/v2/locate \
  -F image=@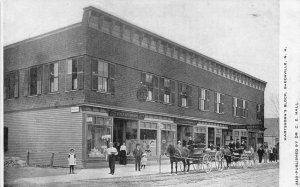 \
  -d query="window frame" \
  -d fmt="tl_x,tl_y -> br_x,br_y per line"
29,66 -> 42,96
199,88 -> 210,111
178,83 -> 192,108
4,70 -> 19,99
91,58 -> 115,94
214,92 -> 225,114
